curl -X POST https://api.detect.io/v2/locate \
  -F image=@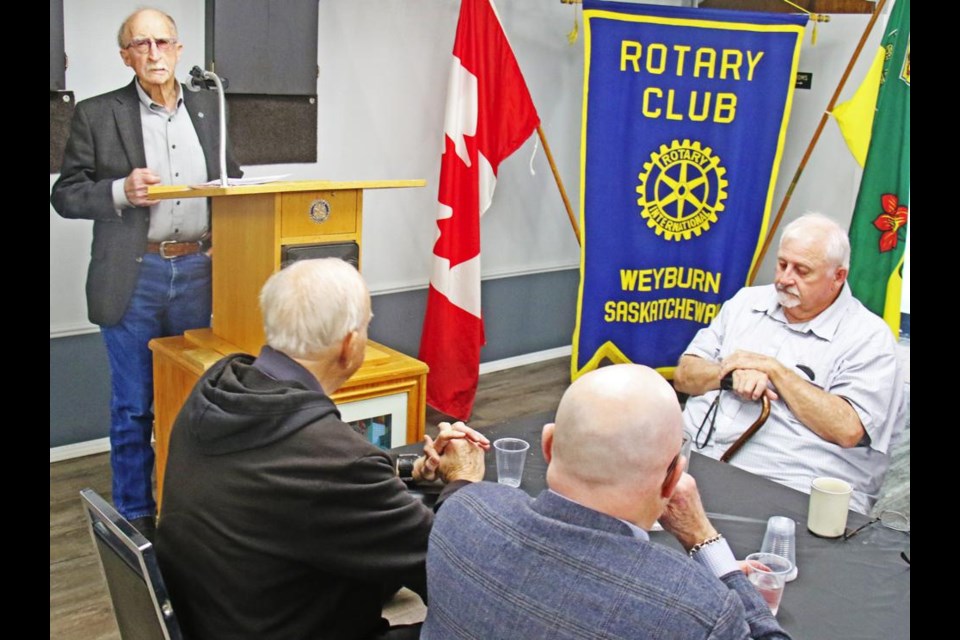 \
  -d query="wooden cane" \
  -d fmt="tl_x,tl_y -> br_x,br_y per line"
720,395 -> 771,463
